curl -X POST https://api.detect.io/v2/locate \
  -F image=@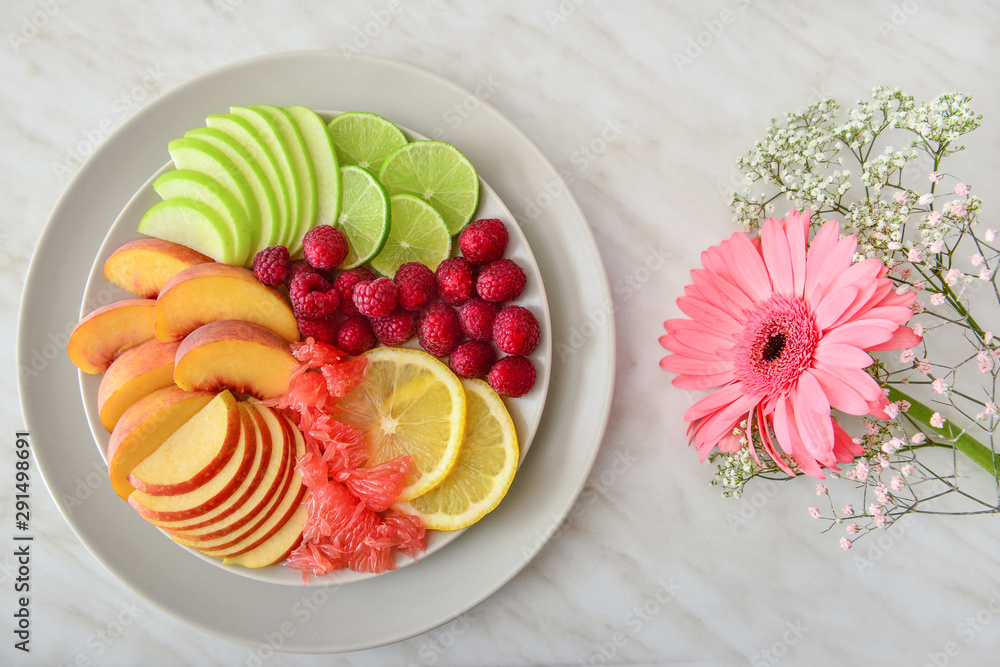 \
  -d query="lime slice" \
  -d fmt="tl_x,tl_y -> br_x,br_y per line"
328,111 -> 408,177
336,165 -> 390,269
378,140 -> 480,236
369,194 -> 451,277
